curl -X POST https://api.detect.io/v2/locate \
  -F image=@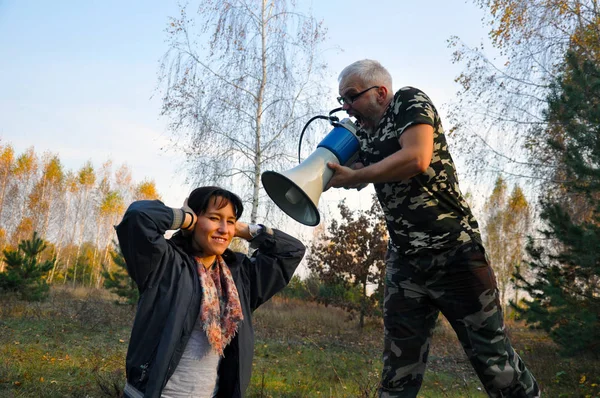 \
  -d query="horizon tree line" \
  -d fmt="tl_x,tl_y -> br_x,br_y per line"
0,141 -> 160,288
